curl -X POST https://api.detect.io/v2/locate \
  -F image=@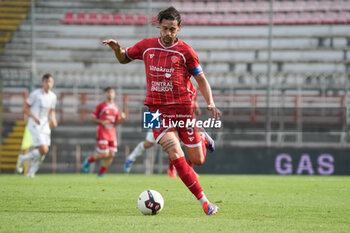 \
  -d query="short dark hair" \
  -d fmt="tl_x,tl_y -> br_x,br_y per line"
104,86 -> 115,92
157,6 -> 181,26
42,73 -> 53,81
